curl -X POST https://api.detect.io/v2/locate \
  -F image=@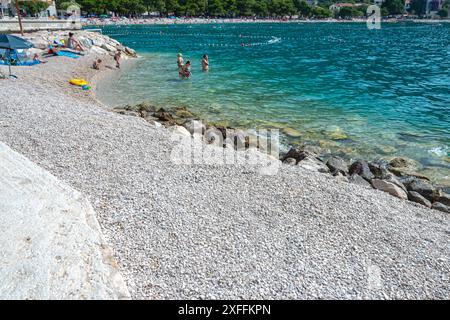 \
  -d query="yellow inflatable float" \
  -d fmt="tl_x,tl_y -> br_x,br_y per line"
69,79 -> 88,86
